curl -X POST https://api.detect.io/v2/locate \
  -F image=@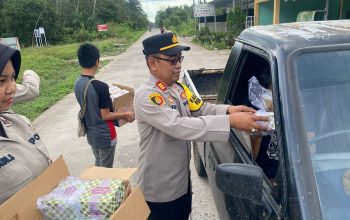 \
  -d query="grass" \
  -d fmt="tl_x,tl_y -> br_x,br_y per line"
12,31 -> 144,120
